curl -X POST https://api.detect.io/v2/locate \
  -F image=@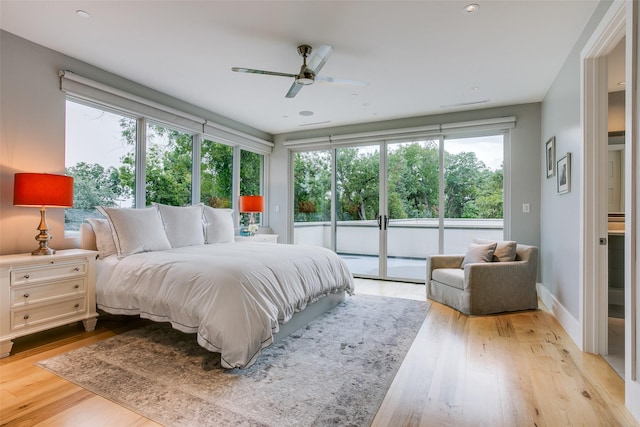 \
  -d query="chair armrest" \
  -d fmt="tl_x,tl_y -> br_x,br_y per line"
464,260 -> 536,291
426,255 -> 463,280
